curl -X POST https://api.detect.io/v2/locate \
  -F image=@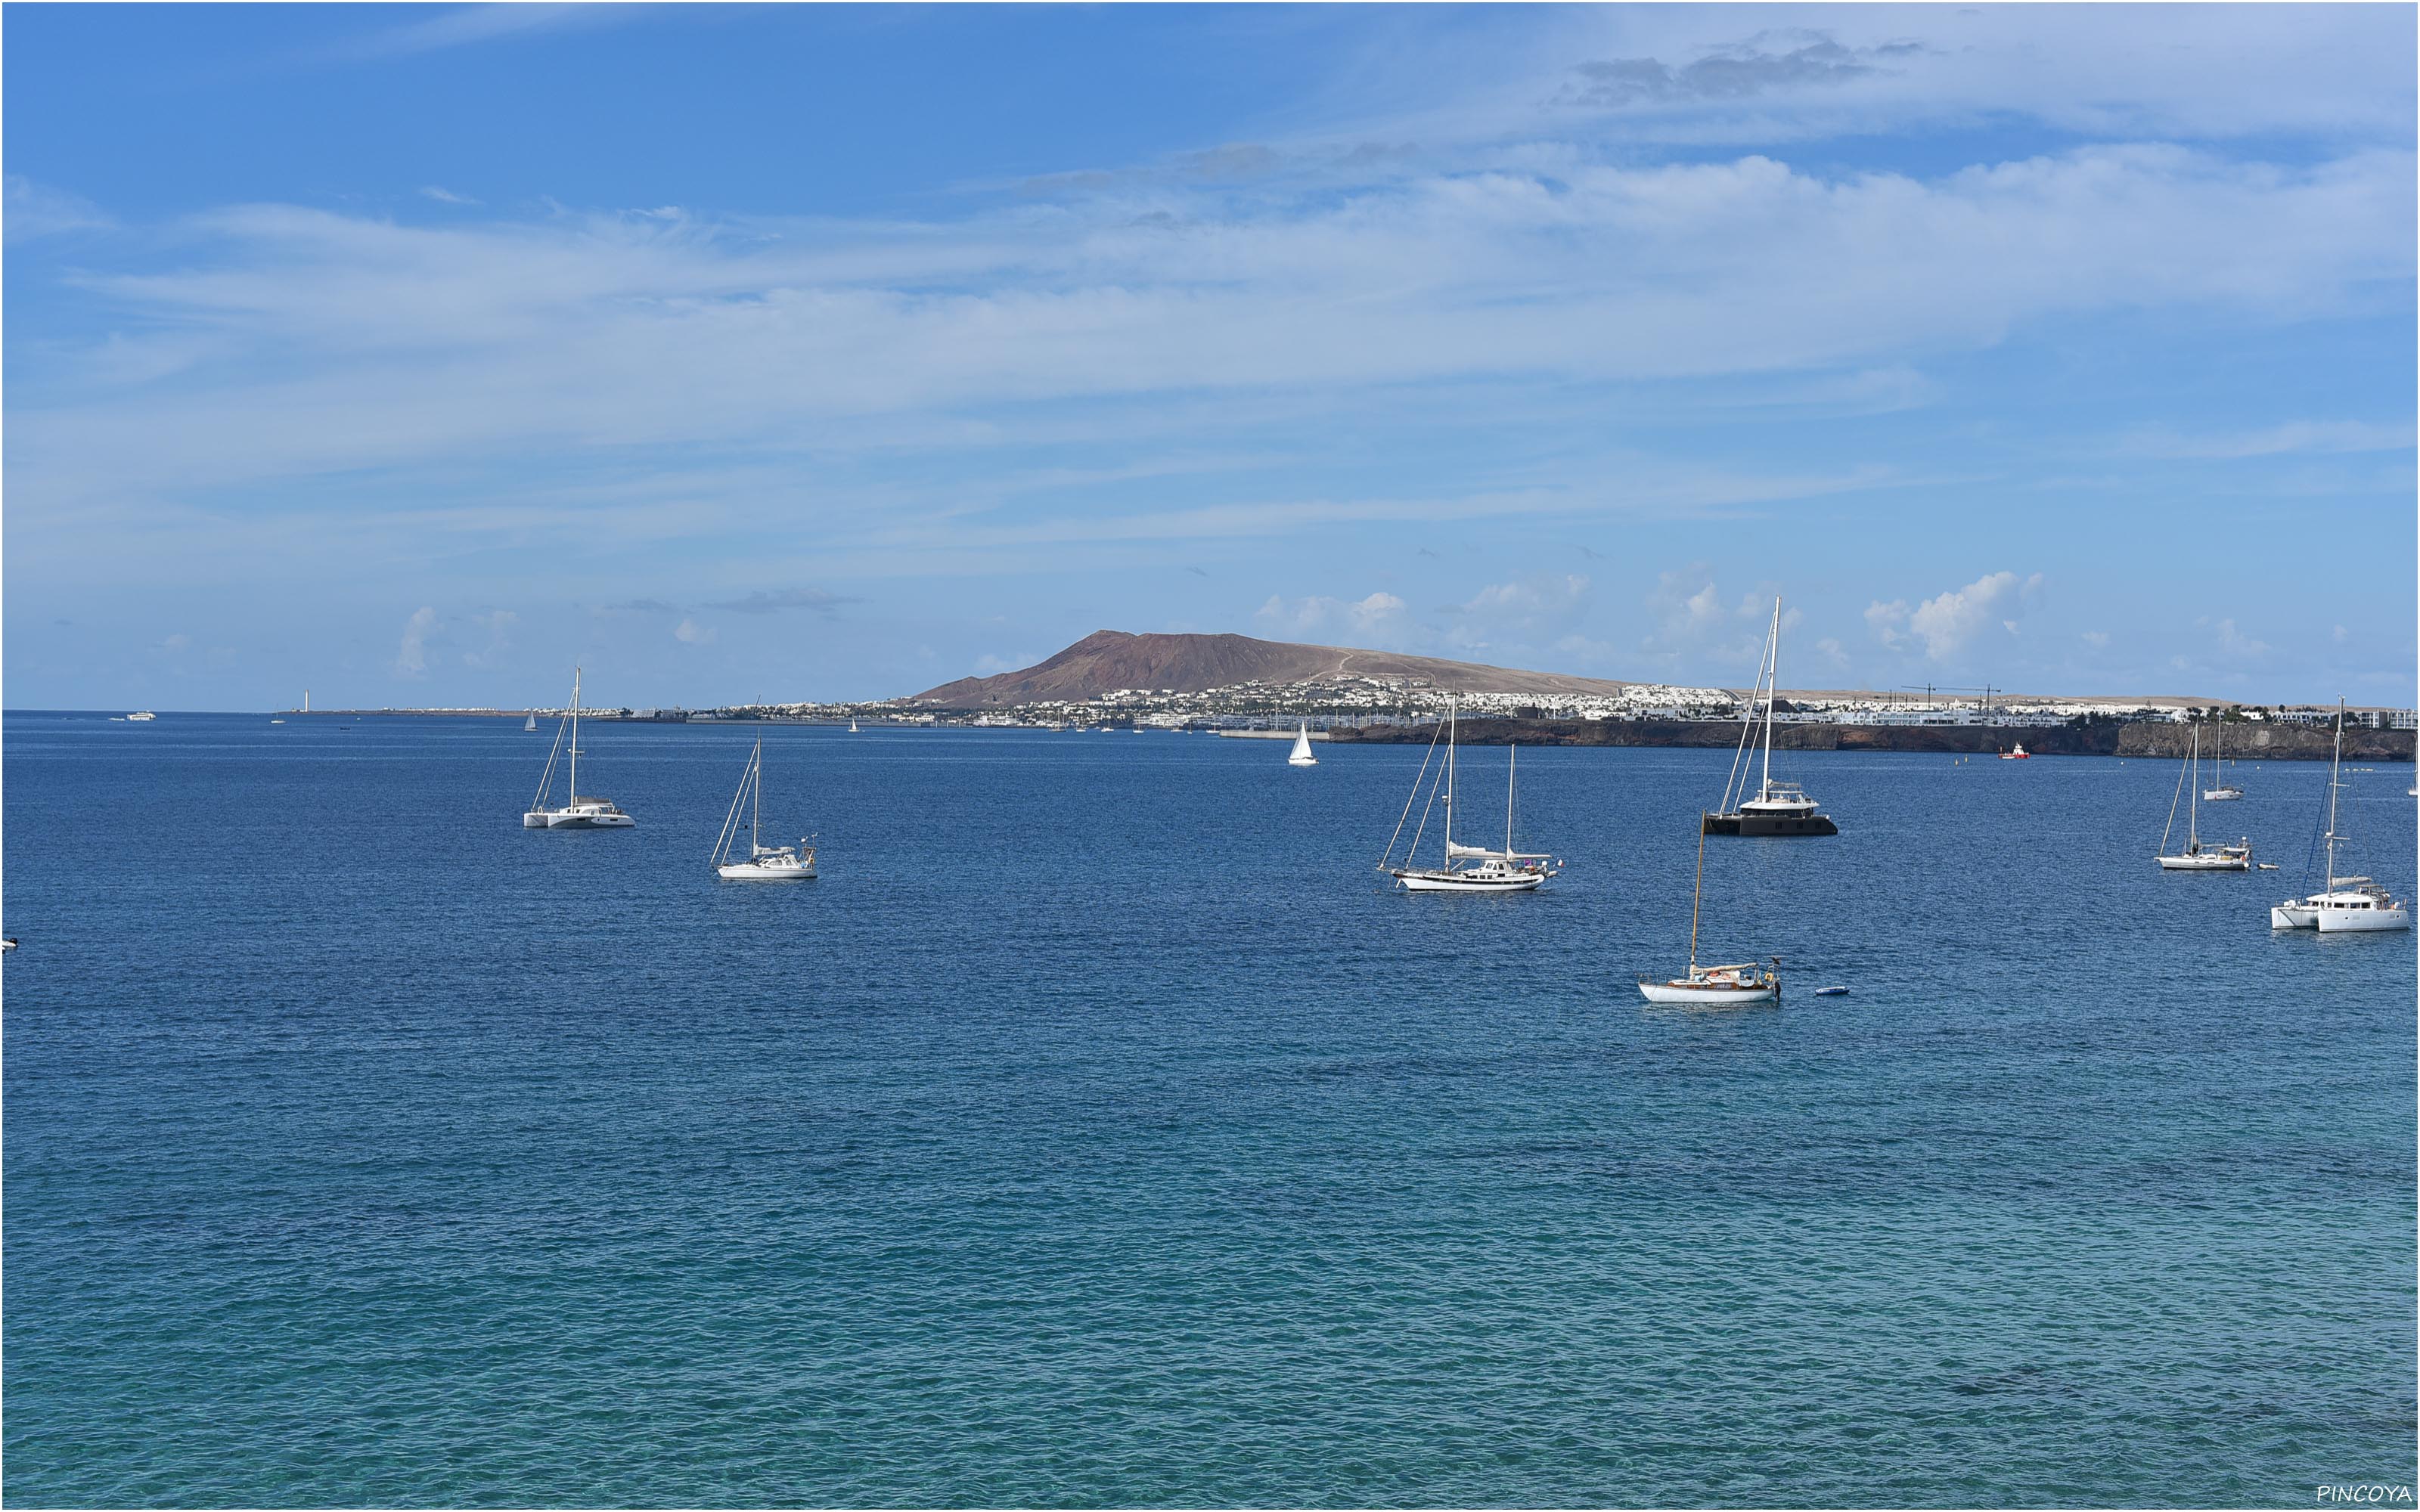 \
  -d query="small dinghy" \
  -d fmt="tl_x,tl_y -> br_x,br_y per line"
1813,986 -> 1849,997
